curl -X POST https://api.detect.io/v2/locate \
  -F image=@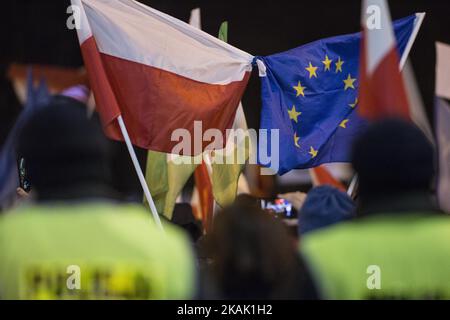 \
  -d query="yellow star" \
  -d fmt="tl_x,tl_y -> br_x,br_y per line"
339,119 -> 349,128
305,62 -> 318,78
335,57 -> 344,73
343,74 -> 356,90
293,81 -> 306,97
294,133 -> 300,148
349,97 -> 358,108
309,146 -> 318,158
288,105 -> 302,123
322,55 -> 332,71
